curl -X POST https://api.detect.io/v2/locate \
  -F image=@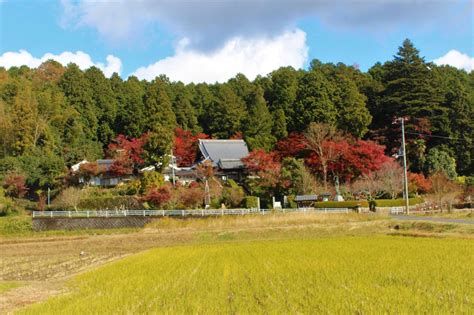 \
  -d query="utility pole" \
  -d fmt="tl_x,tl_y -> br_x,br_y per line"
170,149 -> 176,187
400,118 -> 410,215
